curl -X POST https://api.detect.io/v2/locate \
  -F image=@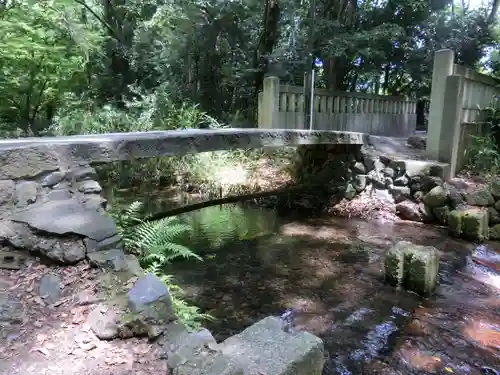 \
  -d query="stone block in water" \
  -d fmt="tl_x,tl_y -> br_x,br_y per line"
221,316 -> 325,375
448,208 -> 488,241
384,241 -> 440,296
